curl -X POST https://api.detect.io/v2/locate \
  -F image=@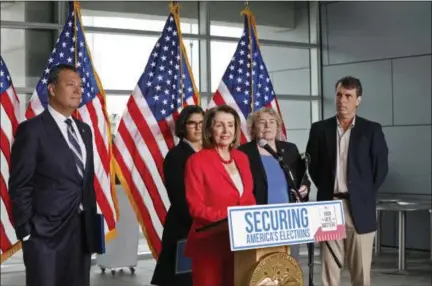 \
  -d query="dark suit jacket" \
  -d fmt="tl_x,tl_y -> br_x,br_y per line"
306,115 -> 389,234
9,109 -> 98,252
184,149 -> 256,257
238,140 -> 311,204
